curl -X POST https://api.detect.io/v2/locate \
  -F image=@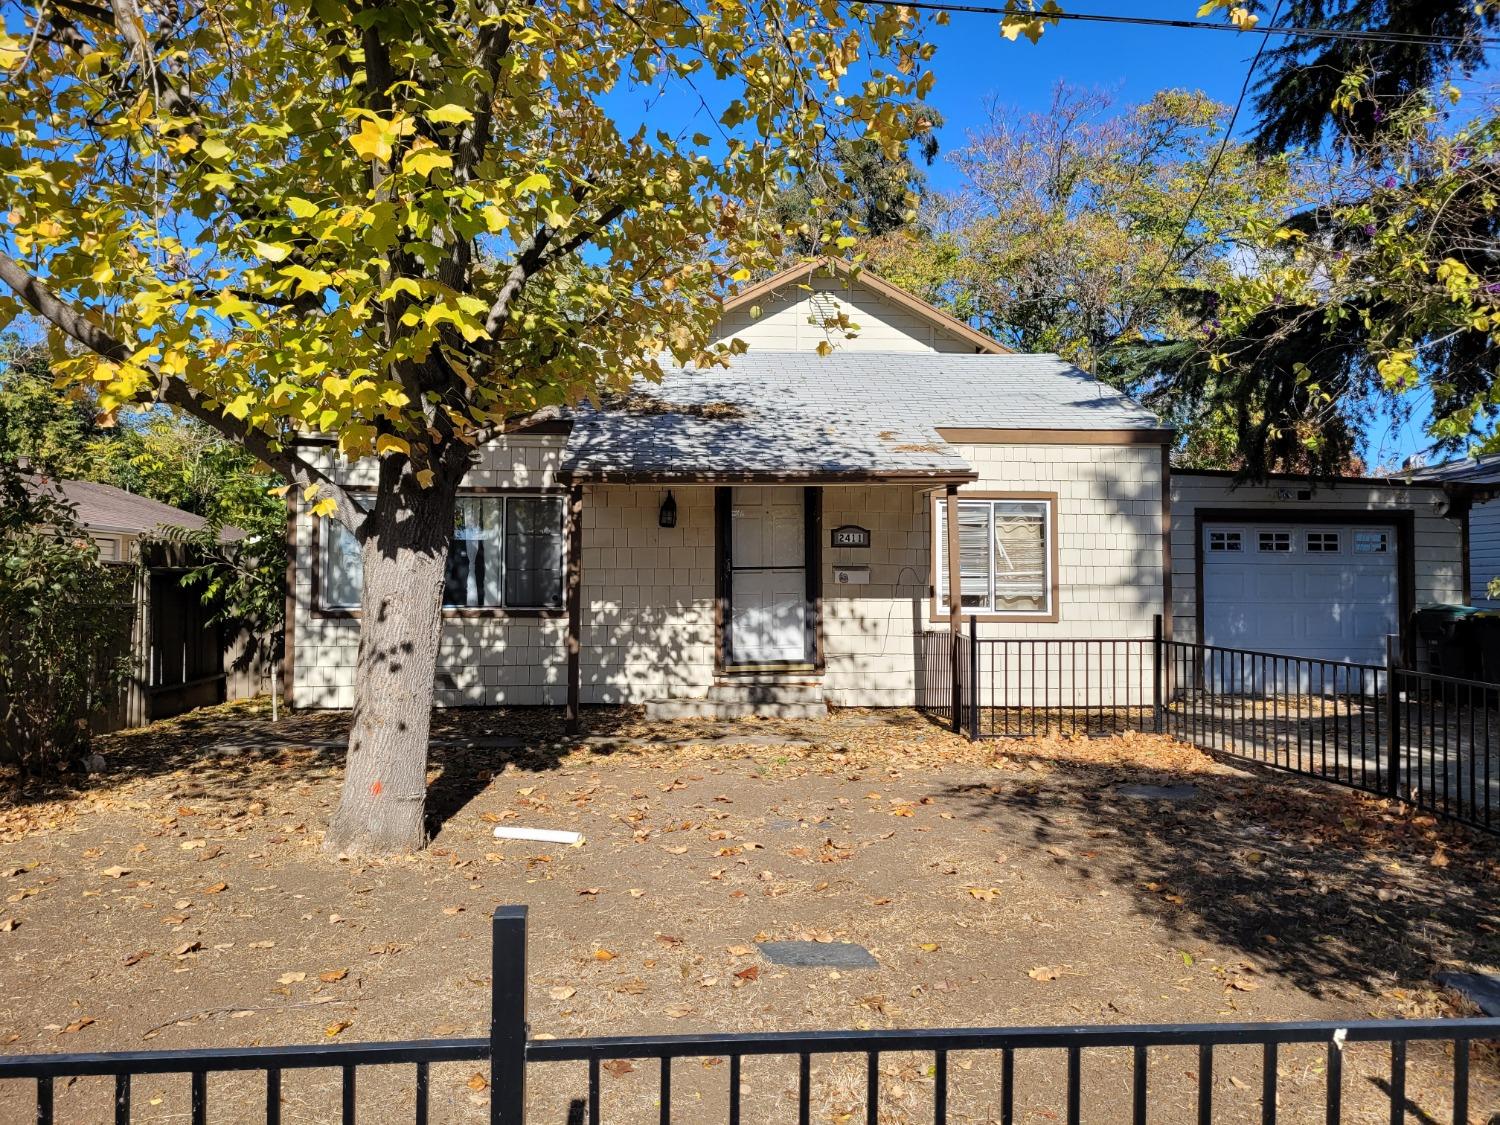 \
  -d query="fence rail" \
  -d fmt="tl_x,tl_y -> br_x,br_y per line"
1,905 -> 1494,1124
919,617 -> 1498,833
